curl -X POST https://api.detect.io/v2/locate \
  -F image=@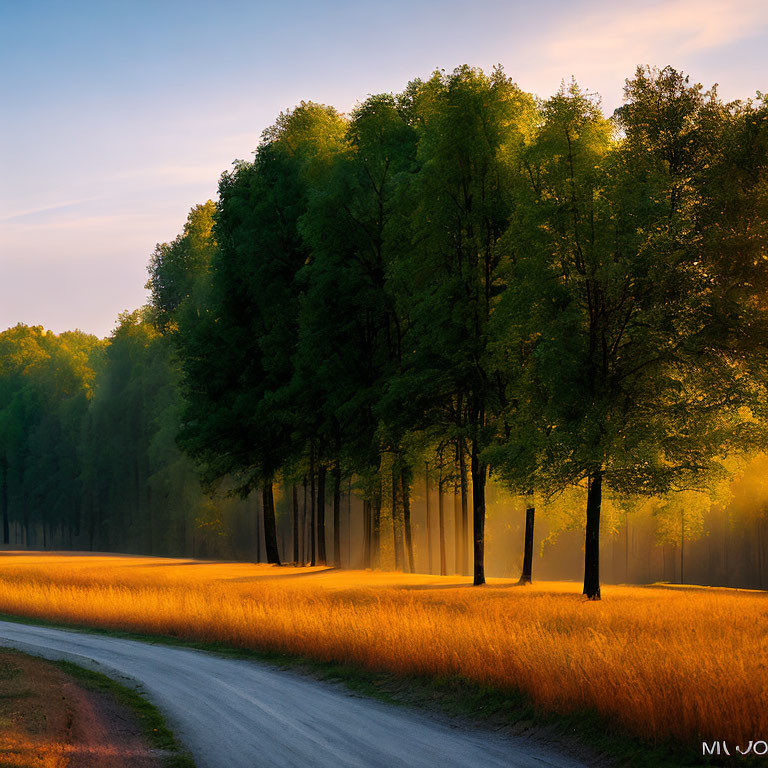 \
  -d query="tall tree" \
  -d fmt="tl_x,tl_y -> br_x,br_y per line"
388,66 -> 535,584
177,104 -> 345,564
503,71 -> 763,599
295,93 -> 417,567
